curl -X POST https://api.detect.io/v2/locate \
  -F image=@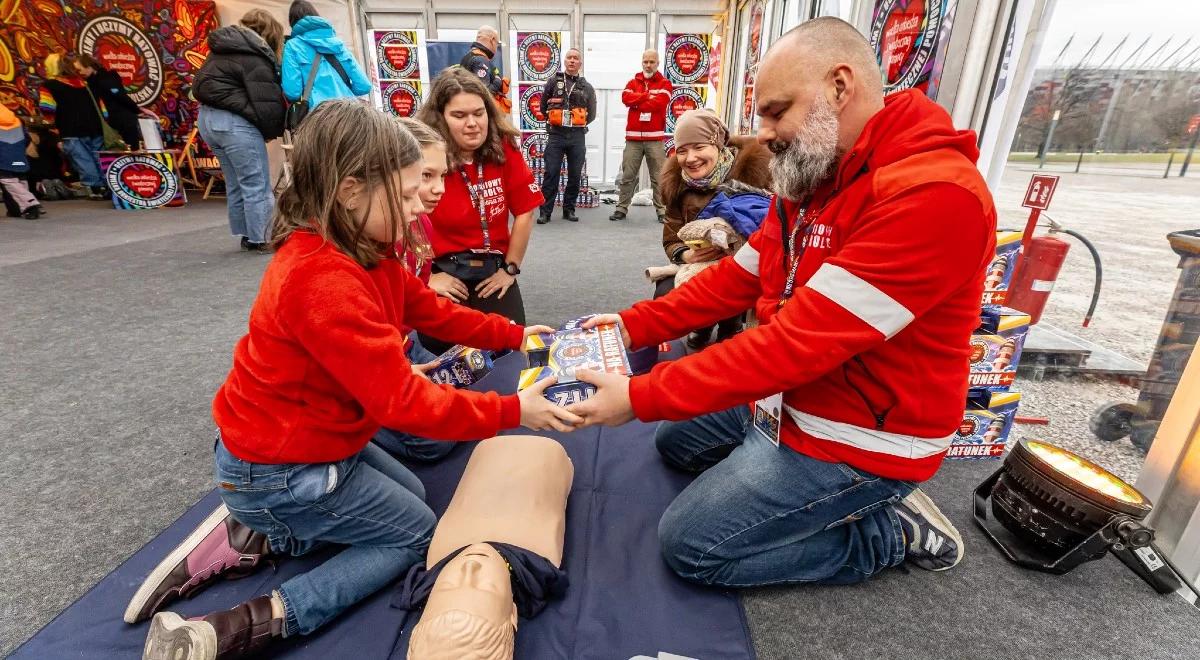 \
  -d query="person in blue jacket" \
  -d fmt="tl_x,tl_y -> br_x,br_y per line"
281,1 -> 372,109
